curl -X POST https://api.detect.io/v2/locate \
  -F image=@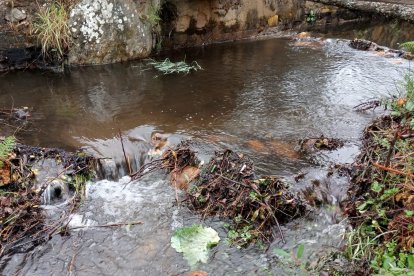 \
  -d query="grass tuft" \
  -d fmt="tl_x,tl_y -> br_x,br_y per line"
33,2 -> 71,59
401,41 -> 414,54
